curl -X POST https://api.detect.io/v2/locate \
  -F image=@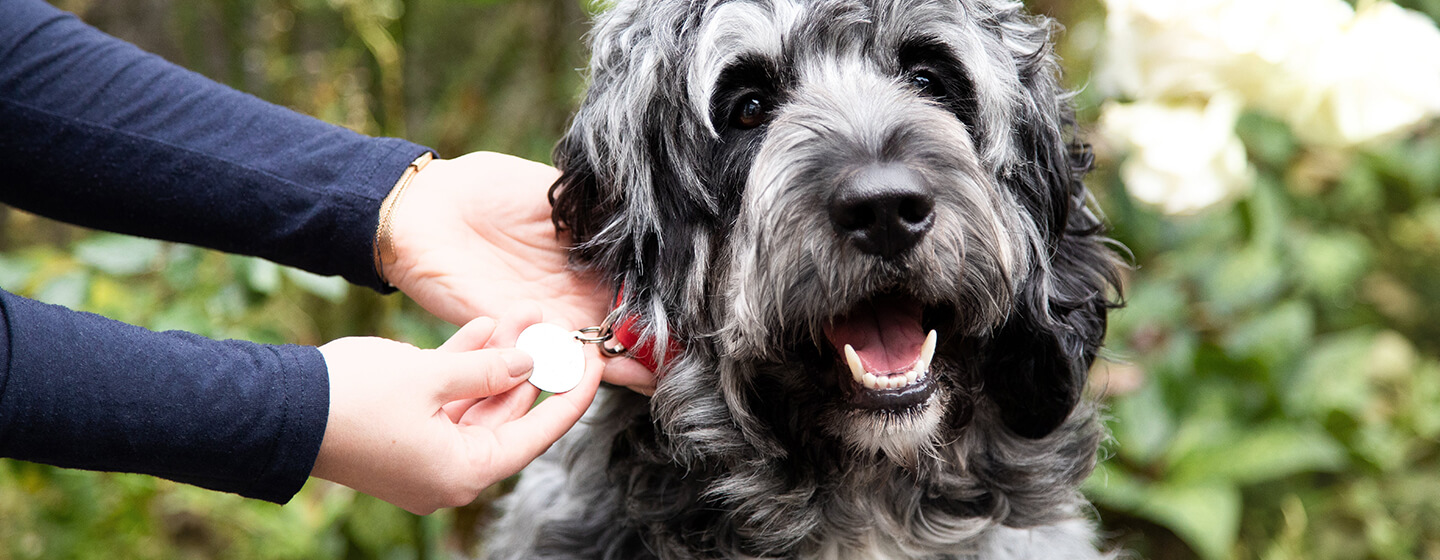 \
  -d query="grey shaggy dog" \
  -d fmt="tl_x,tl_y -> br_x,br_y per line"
486,0 -> 1123,557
